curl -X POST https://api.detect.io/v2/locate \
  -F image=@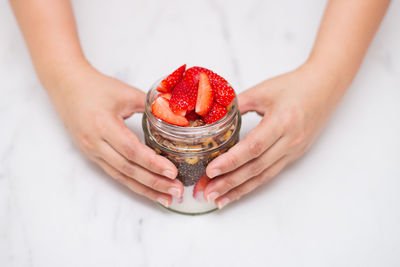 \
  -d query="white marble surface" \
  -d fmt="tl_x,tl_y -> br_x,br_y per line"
1,0 -> 400,266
